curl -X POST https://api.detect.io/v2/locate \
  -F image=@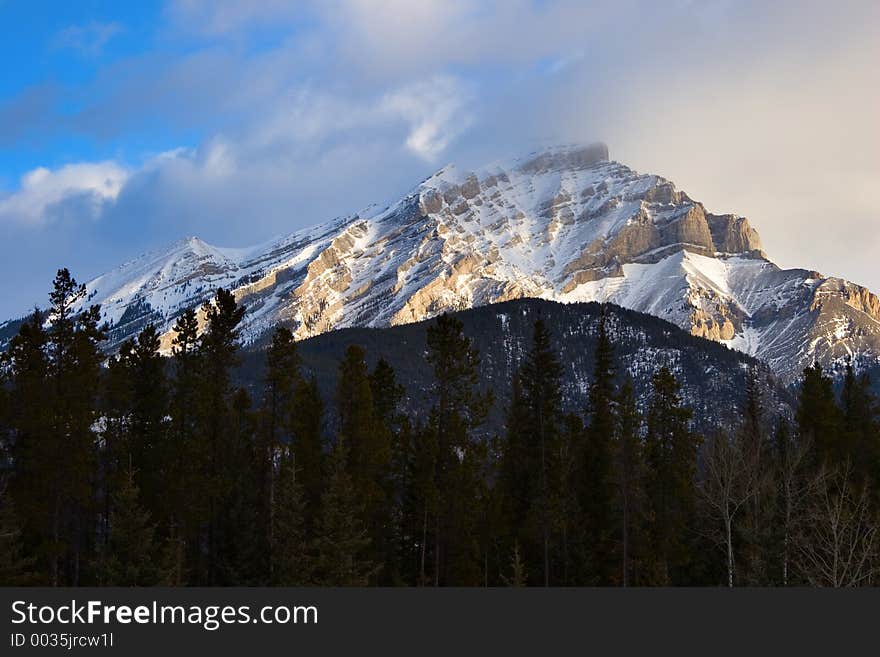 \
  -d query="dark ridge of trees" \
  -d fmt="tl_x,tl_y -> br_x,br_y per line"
0,270 -> 879,586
